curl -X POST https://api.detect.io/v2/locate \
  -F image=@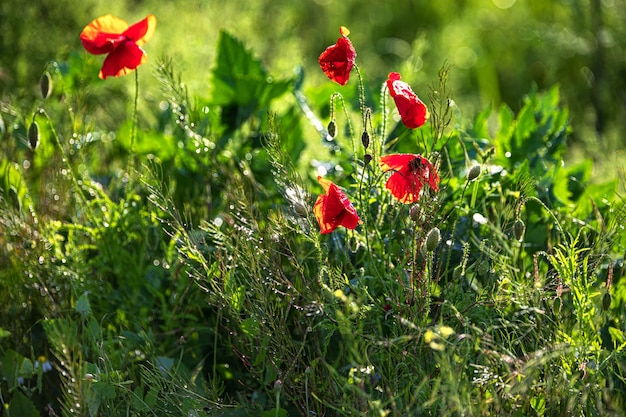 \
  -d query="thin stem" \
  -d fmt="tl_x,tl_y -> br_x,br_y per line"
128,69 -> 140,176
